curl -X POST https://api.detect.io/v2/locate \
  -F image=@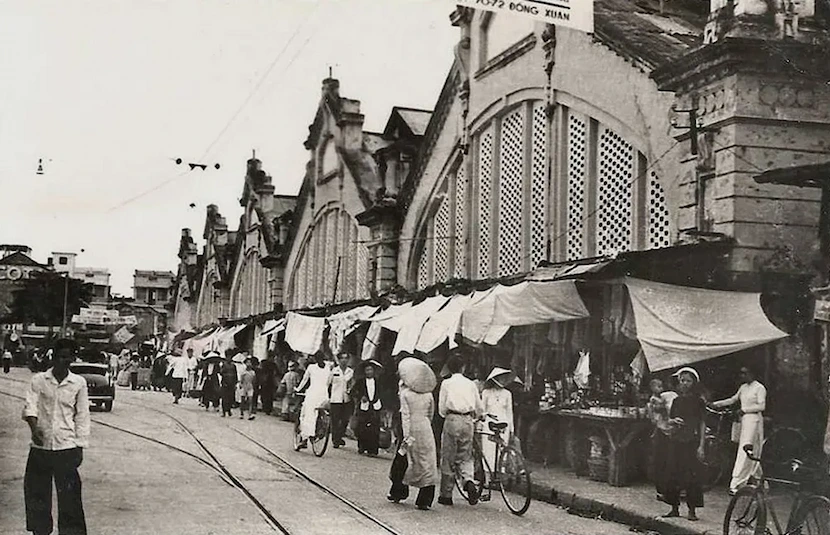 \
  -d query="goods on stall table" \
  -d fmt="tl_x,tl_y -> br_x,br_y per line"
116,370 -> 130,387
137,368 -> 151,390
